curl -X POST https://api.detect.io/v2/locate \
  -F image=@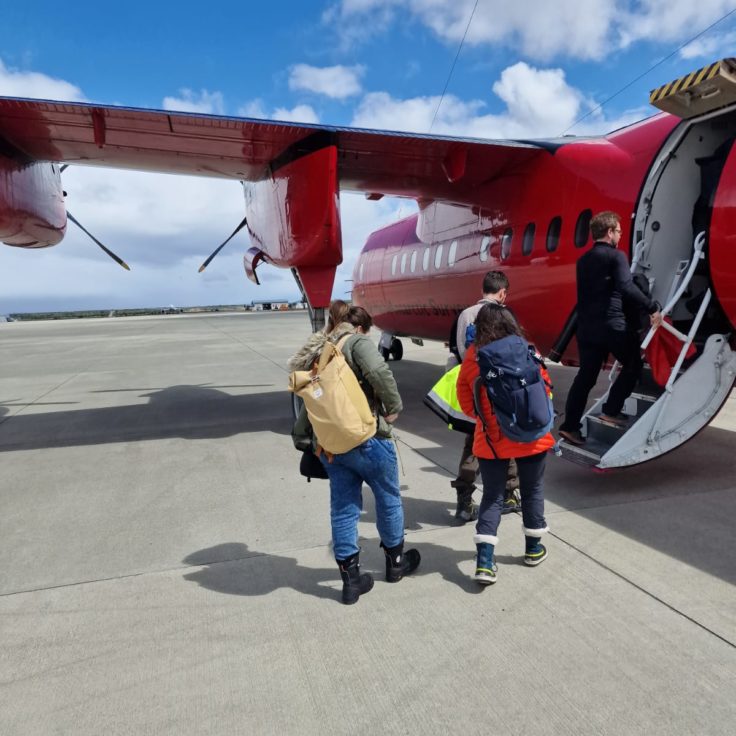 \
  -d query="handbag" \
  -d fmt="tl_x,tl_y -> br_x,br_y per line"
299,447 -> 329,482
